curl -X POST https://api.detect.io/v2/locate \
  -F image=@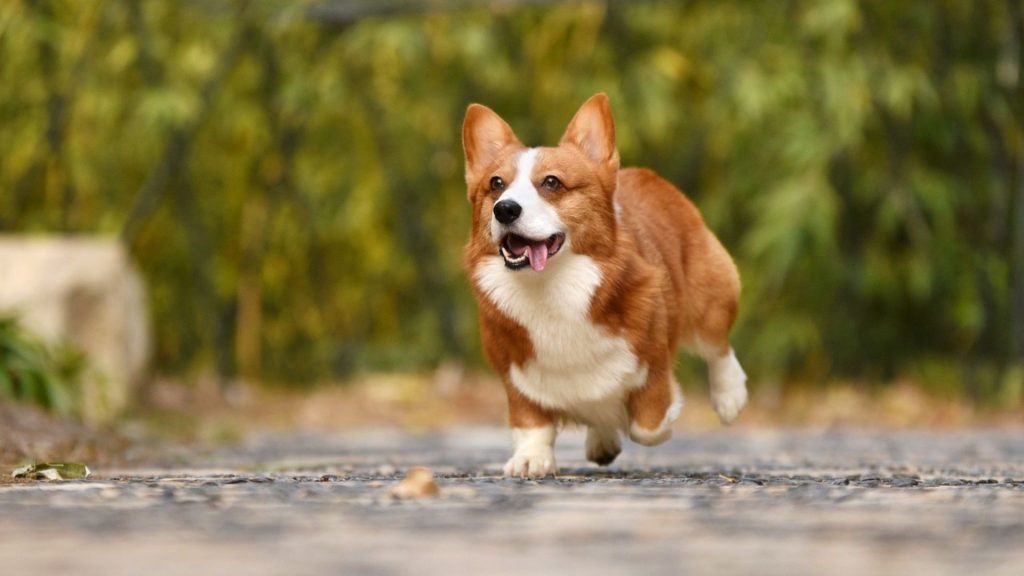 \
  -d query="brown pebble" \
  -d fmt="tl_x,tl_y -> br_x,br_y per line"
390,467 -> 440,499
